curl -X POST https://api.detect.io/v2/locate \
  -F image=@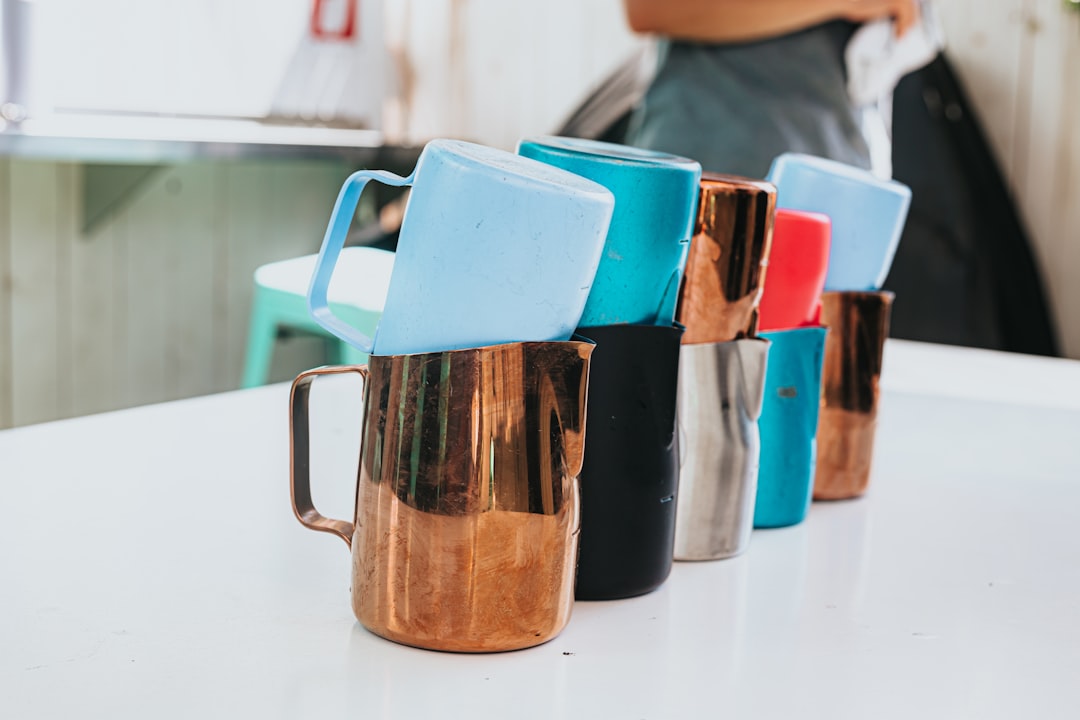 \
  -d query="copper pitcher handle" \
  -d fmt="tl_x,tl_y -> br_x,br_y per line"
289,364 -> 369,549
